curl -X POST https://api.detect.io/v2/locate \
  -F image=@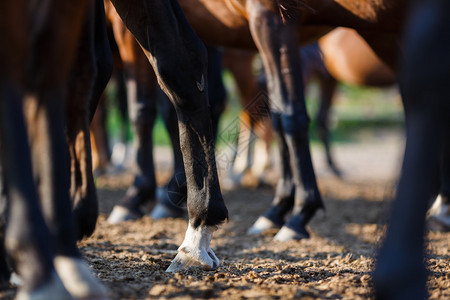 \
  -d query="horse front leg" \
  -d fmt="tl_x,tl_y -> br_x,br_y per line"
111,0 -> 228,271
374,0 -> 450,297
247,1 -> 323,241
24,1 -> 108,298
